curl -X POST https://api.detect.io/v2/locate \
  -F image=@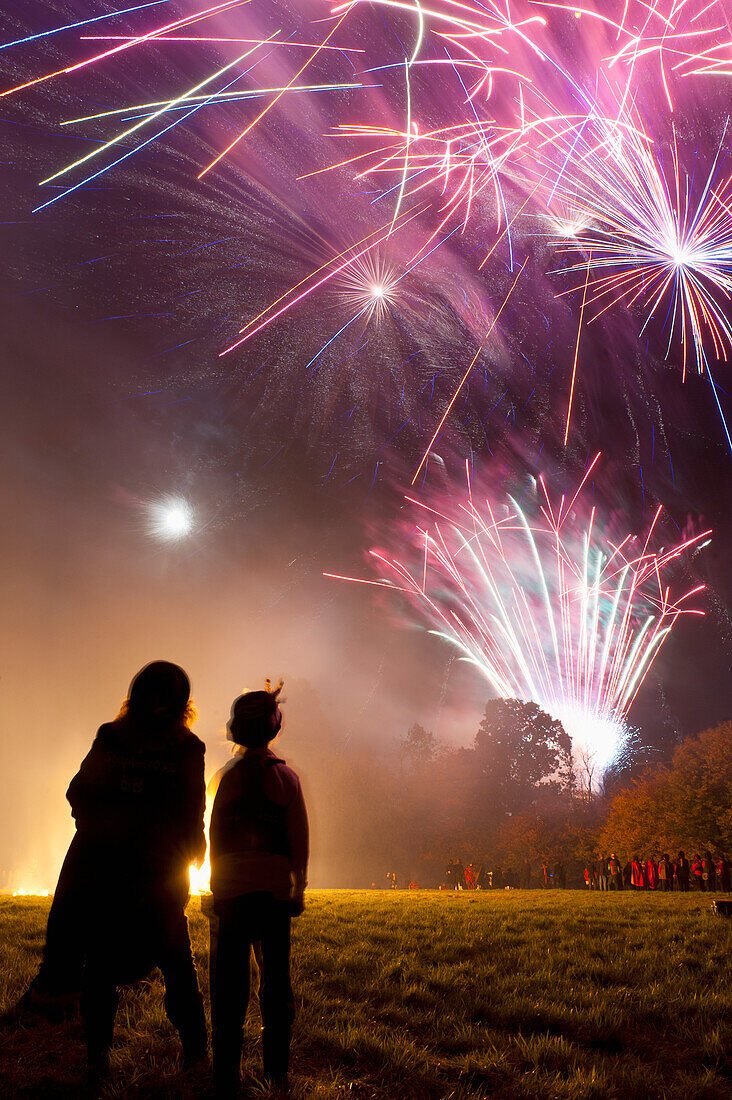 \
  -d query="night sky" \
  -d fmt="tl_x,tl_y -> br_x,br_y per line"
2,0 -> 732,889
